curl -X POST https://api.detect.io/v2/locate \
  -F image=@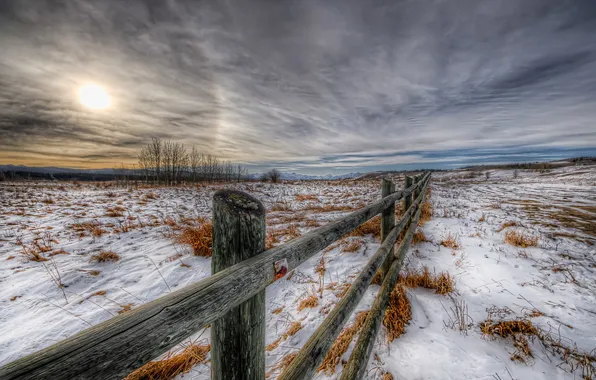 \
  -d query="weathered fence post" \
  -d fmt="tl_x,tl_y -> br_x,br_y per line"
404,175 -> 413,212
379,178 -> 396,278
211,190 -> 266,380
